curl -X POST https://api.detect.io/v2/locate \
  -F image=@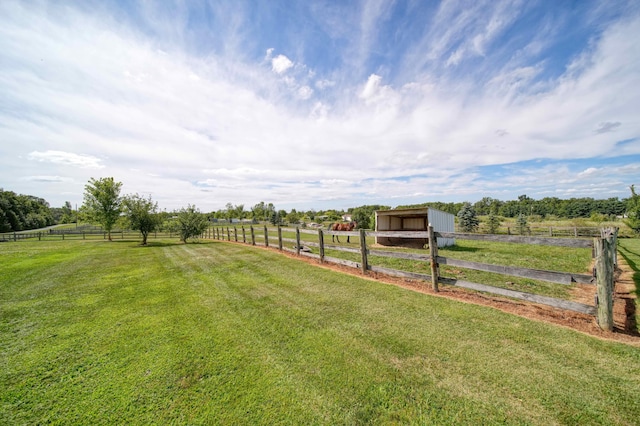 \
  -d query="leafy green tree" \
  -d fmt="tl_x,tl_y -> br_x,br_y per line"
61,201 -> 75,224
457,202 -> 479,232
624,185 -> 640,234
122,194 -> 161,245
486,213 -> 501,234
83,177 -> 122,241
516,214 -> 529,235
177,204 -> 209,243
